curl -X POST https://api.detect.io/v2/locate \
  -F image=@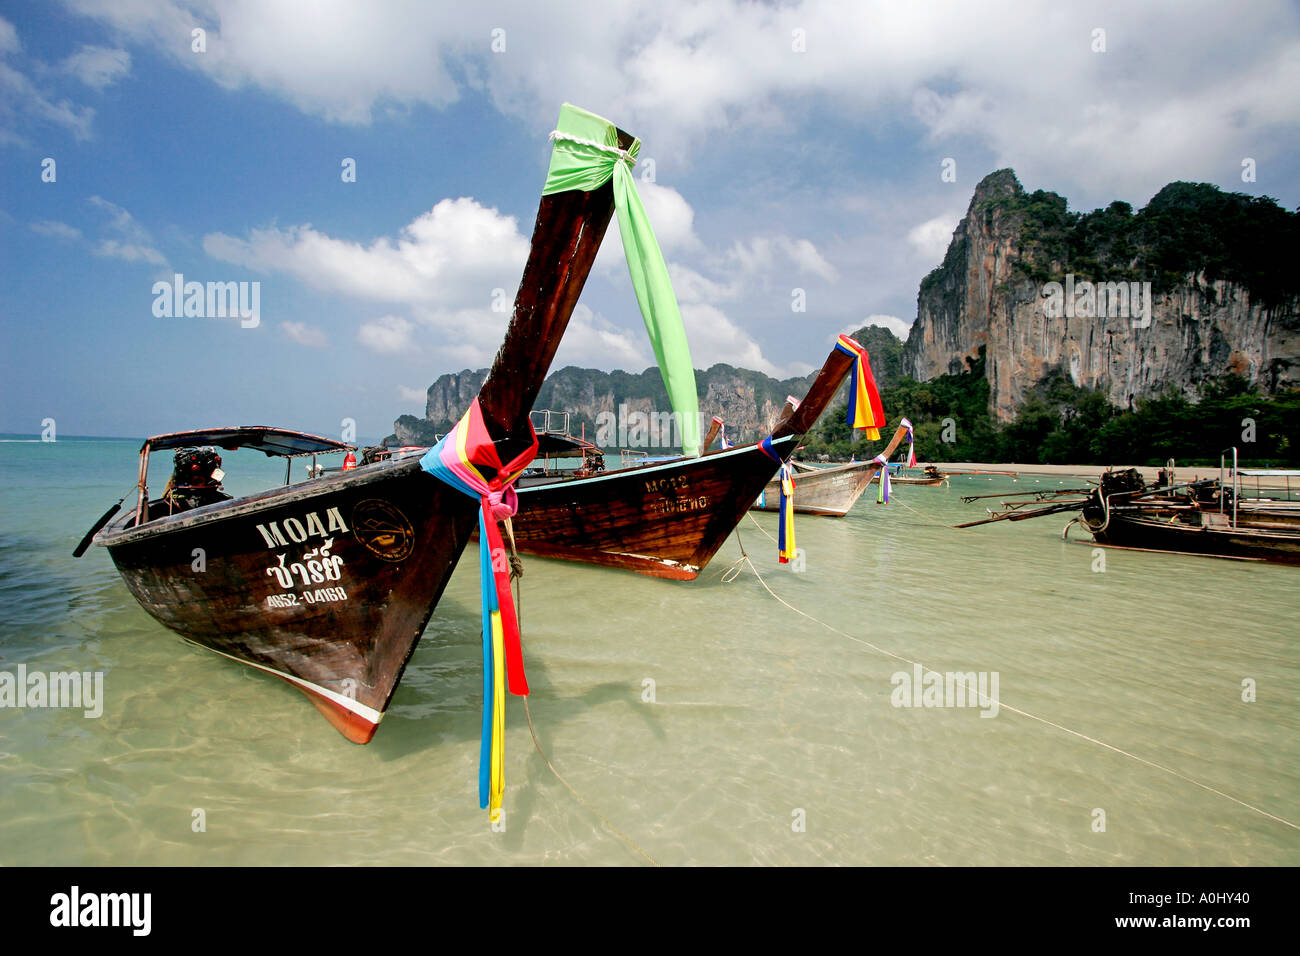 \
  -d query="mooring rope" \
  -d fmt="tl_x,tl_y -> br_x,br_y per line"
722,535 -> 1298,833
503,521 -> 660,866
